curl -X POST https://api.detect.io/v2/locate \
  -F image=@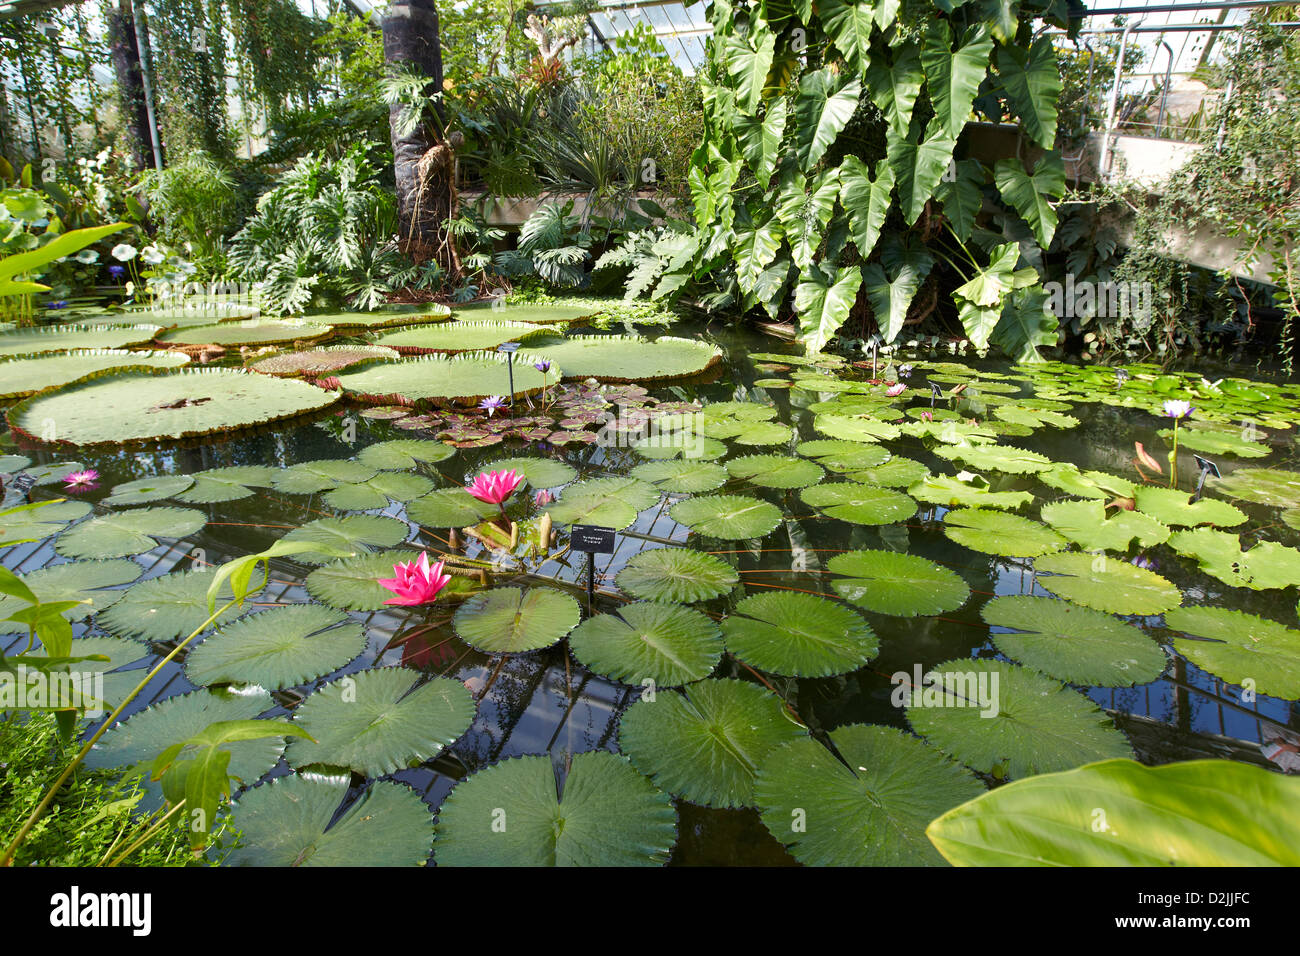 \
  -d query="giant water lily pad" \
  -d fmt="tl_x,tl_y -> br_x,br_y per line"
0,455 -> 29,474
287,668 -> 475,776
280,515 -> 408,565
0,558 -> 141,622
186,604 -> 366,689
629,460 -> 728,493
726,455 -> 824,489
1166,527 -> 1300,590
1033,551 -> 1181,615
827,549 -> 970,616
7,368 -> 339,446
722,592 -> 878,677
1133,486 -> 1247,528
176,466 -> 277,503
982,595 -> 1166,686
568,601 -> 723,686
55,507 -> 206,559
372,320 -> 545,353
323,472 -> 435,511
1208,467 -> 1300,508
906,660 -> 1134,779
304,549 -> 422,611
943,509 -> 1066,557
669,495 -> 782,539
455,301 -> 593,324
0,349 -> 189,399
618,678 -> 807,809
754,724 -> 985,866
1040,498 -> 1171,551
98,568 -> 243,643
228,774 -> 434,867
800,483 -> 916,525
433,751 -> 677,866
1163,606 -> 1300,698
614,547 -> 739,603
335,352 -> 560,404
156,318 -> 332,347
319,305 -> 450,329
251,345 -> 400,377
532,335 -> 722,382
0,500 -> 92,547
545,477 -> 658,530
359,439 -> 455,471
0,324 -> 162,357
406,488 -> 498,527
453,587 -> 581,653
85,686 -> 282,811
